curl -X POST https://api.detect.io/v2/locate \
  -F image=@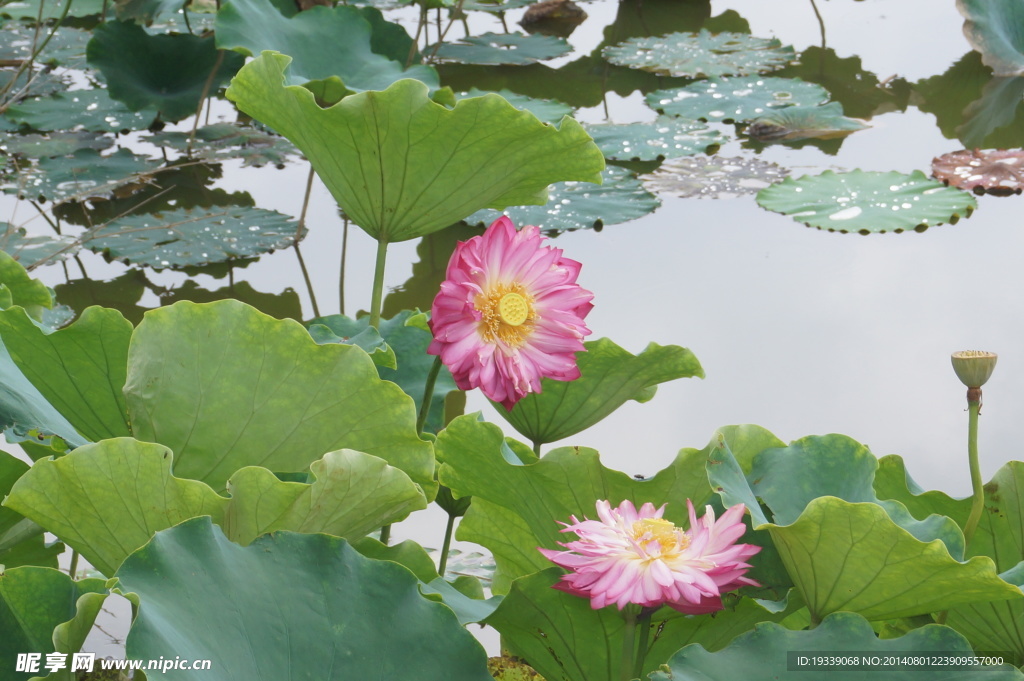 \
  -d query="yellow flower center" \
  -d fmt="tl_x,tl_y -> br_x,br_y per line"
631,518 -> 689,556
475,284 -> 535,348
